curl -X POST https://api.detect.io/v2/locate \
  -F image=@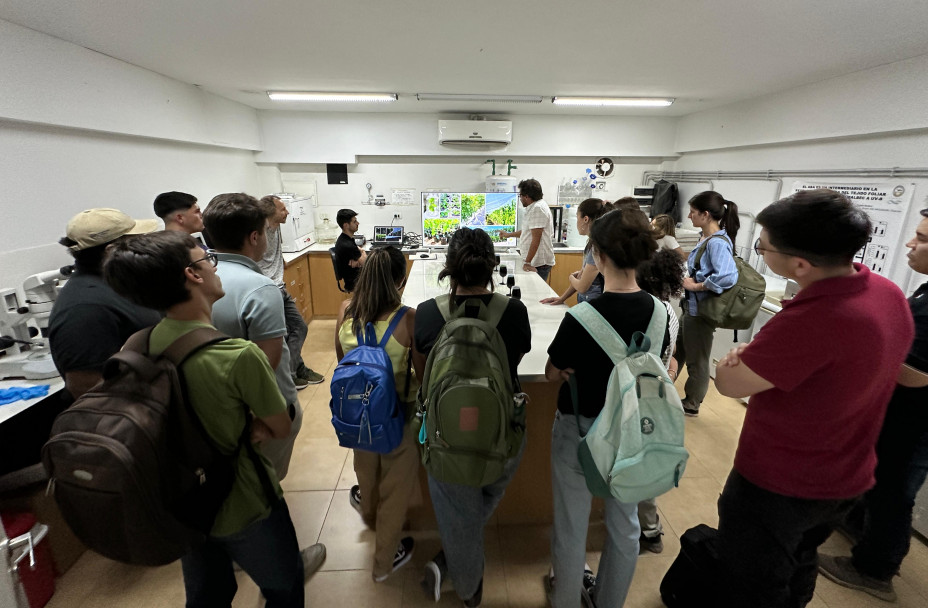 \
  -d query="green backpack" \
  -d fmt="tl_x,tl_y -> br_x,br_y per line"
417,293 -> 526,487
692,235 -> 766,330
